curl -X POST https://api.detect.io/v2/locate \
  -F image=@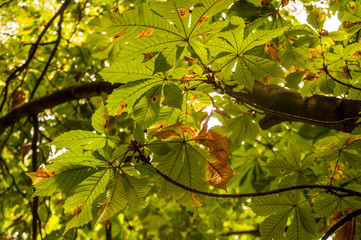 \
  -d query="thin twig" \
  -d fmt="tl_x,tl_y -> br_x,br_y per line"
323,64 -> 361,92
29,9 -> 64,99
0,0 -> 72,112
